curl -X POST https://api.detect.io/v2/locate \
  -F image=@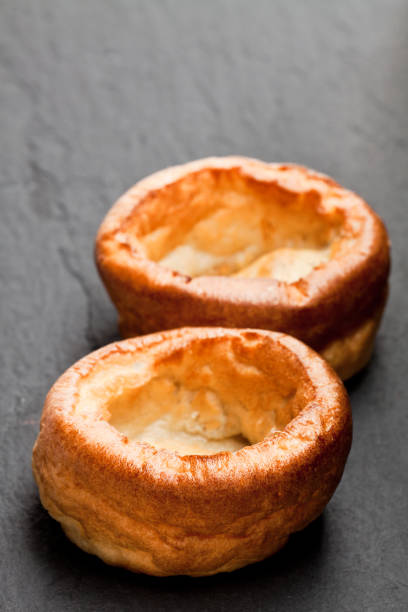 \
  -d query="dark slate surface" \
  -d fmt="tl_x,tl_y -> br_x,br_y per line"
1,1 -> 407,610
